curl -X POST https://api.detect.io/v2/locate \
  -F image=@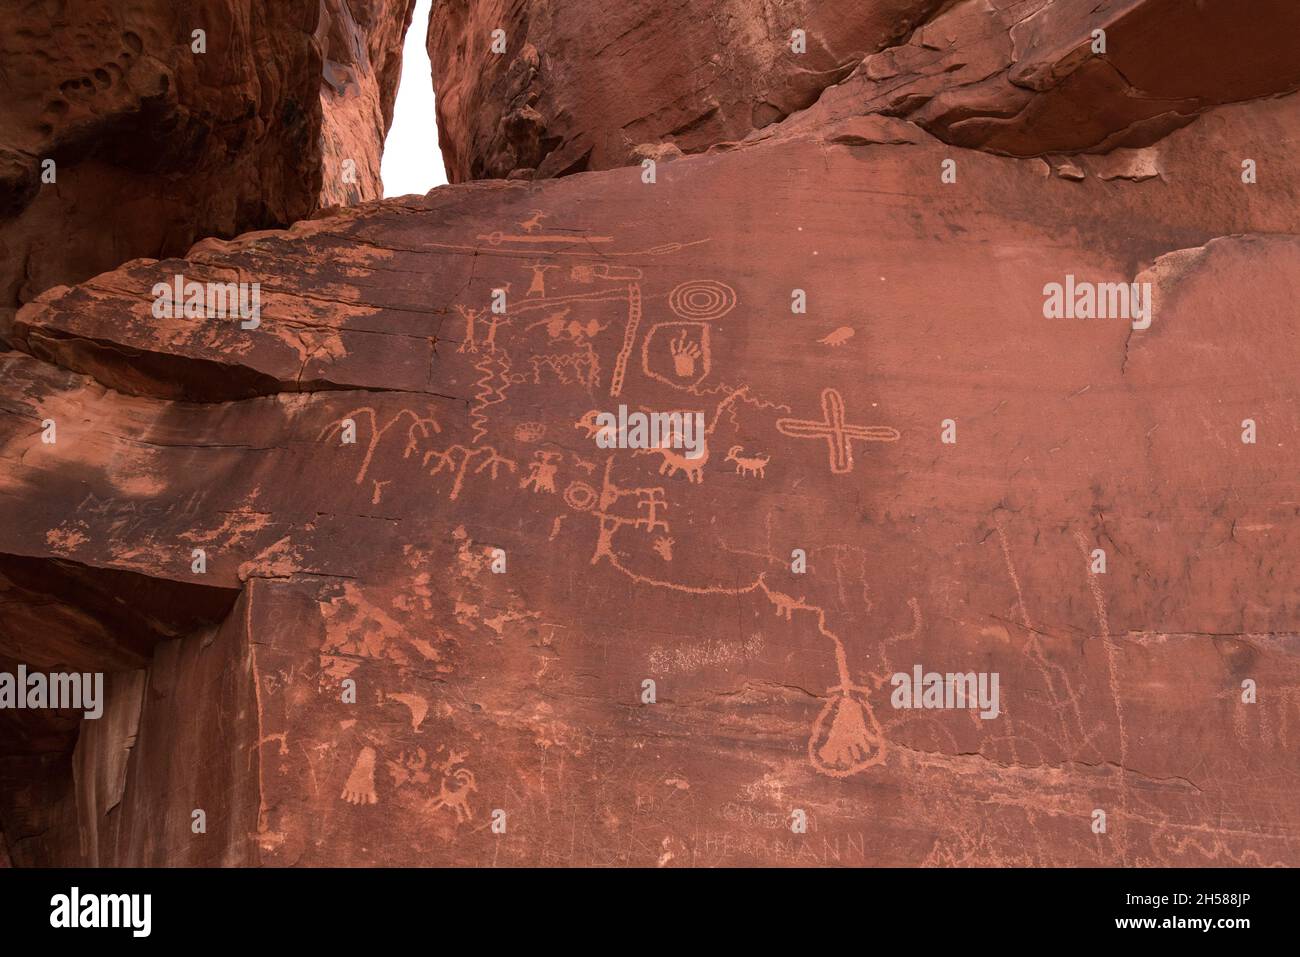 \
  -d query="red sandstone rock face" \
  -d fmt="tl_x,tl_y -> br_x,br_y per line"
319,0 -> 418,206
776,0 -> 1300,156
3,0 -> 1300,868
426,0 -> 949,181
427,0 -> 1300,181
0,0 -> 414,334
